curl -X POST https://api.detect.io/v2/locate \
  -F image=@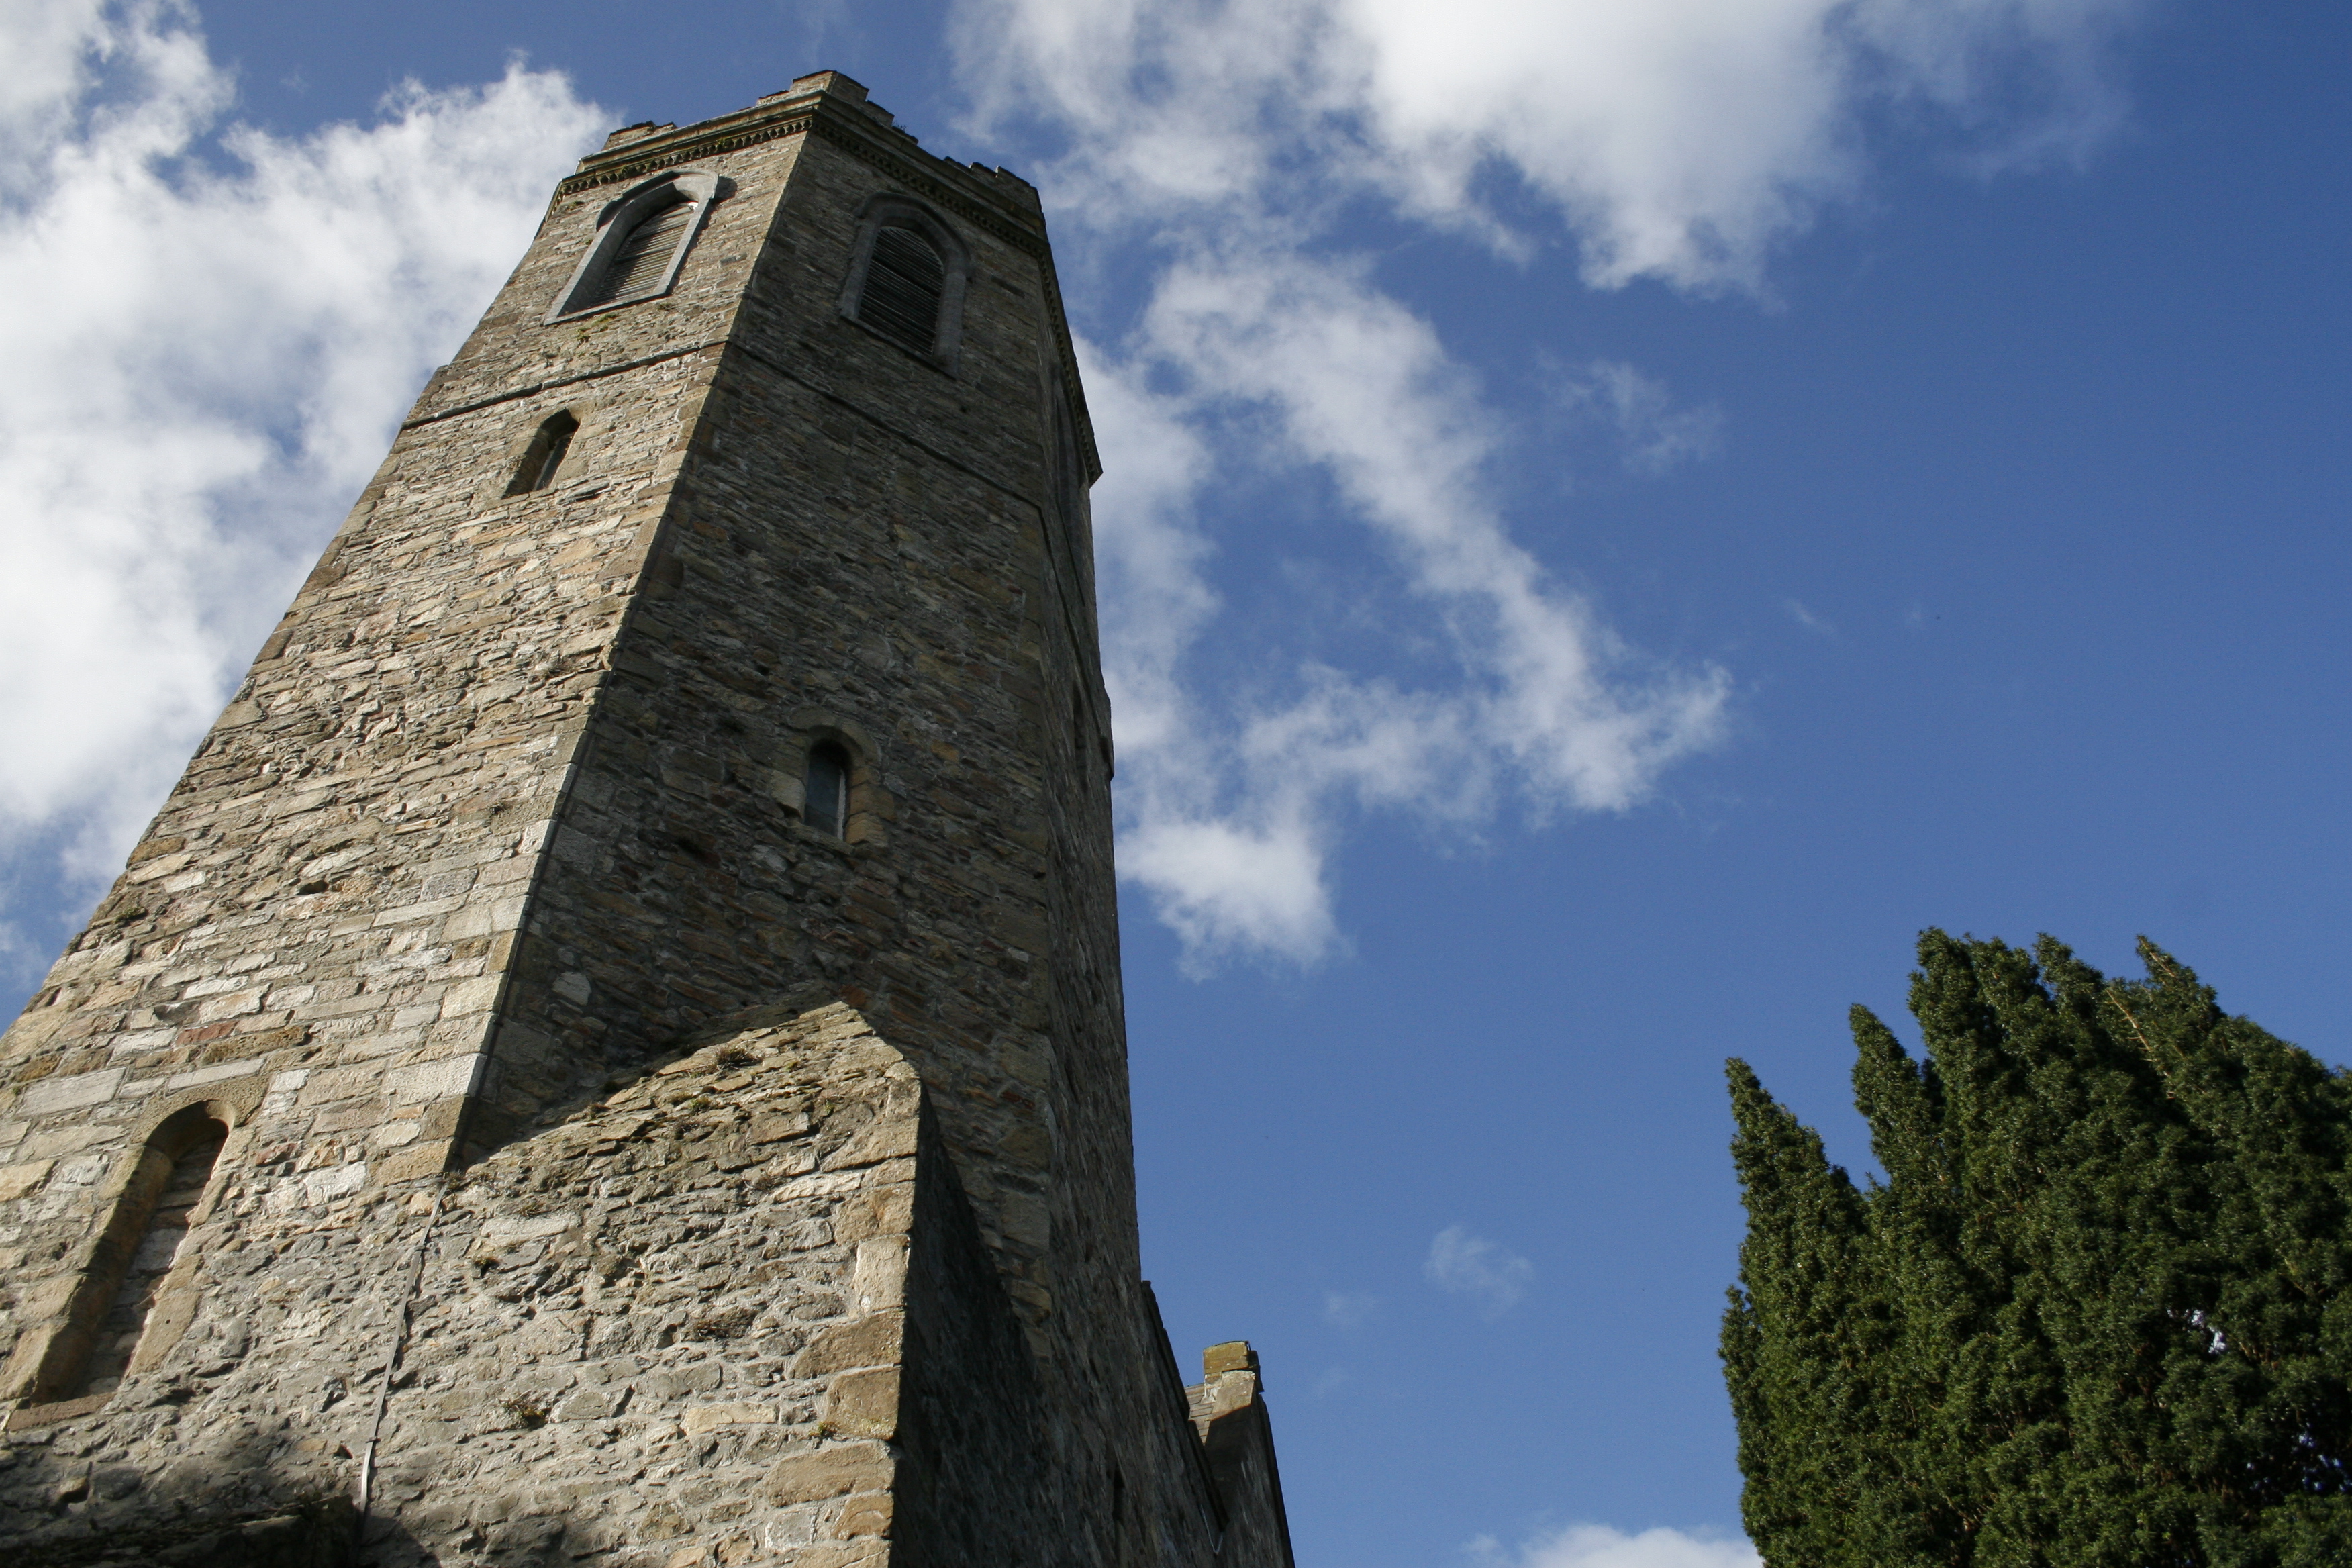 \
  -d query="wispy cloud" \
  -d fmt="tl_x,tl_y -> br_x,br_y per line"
1549,361 -> 1725,477
1323,1290 -> 1379,1328
1470,1523 -> 1761,1568
1095,253 -> 1729,967
0,2 -> 603,968
954,0 -> 2145,966
1424,1224 -> 1534,1317
1783,599 -> 1835,636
